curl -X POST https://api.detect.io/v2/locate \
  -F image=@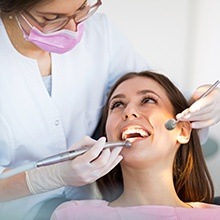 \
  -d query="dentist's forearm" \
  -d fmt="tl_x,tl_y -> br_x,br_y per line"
0,170 -> 31,201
